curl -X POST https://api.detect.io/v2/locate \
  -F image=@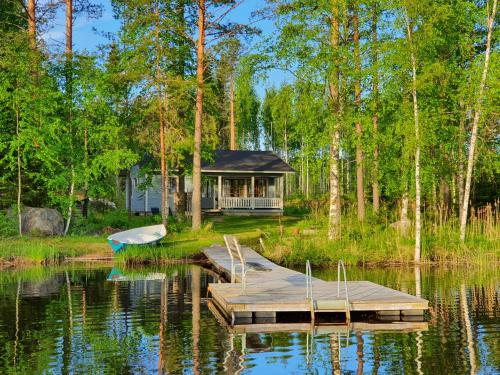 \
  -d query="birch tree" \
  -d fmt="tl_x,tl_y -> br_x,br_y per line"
328,0 -> 342,240
460,0 -> 498,241
371,0 -> 380,213
353,0 -> 365,221
404,5 -> 422,262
